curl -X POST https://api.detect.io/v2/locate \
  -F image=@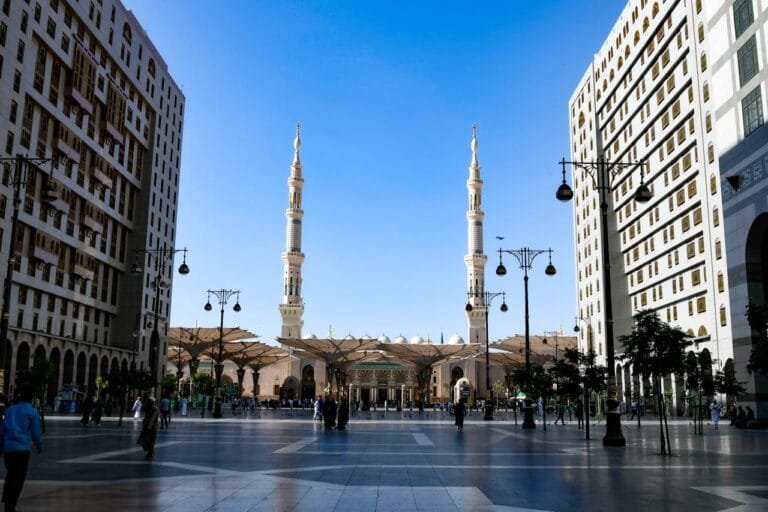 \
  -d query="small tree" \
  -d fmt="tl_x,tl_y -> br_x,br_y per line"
192,372 -> 214,418
530,363 -> 553,430
715,360 -> 746,406
618,310 -> 691,456
548,350 -> 583,406
746,299 -> 768,375
159,373 -> 177,397
699,349 -> 715,397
